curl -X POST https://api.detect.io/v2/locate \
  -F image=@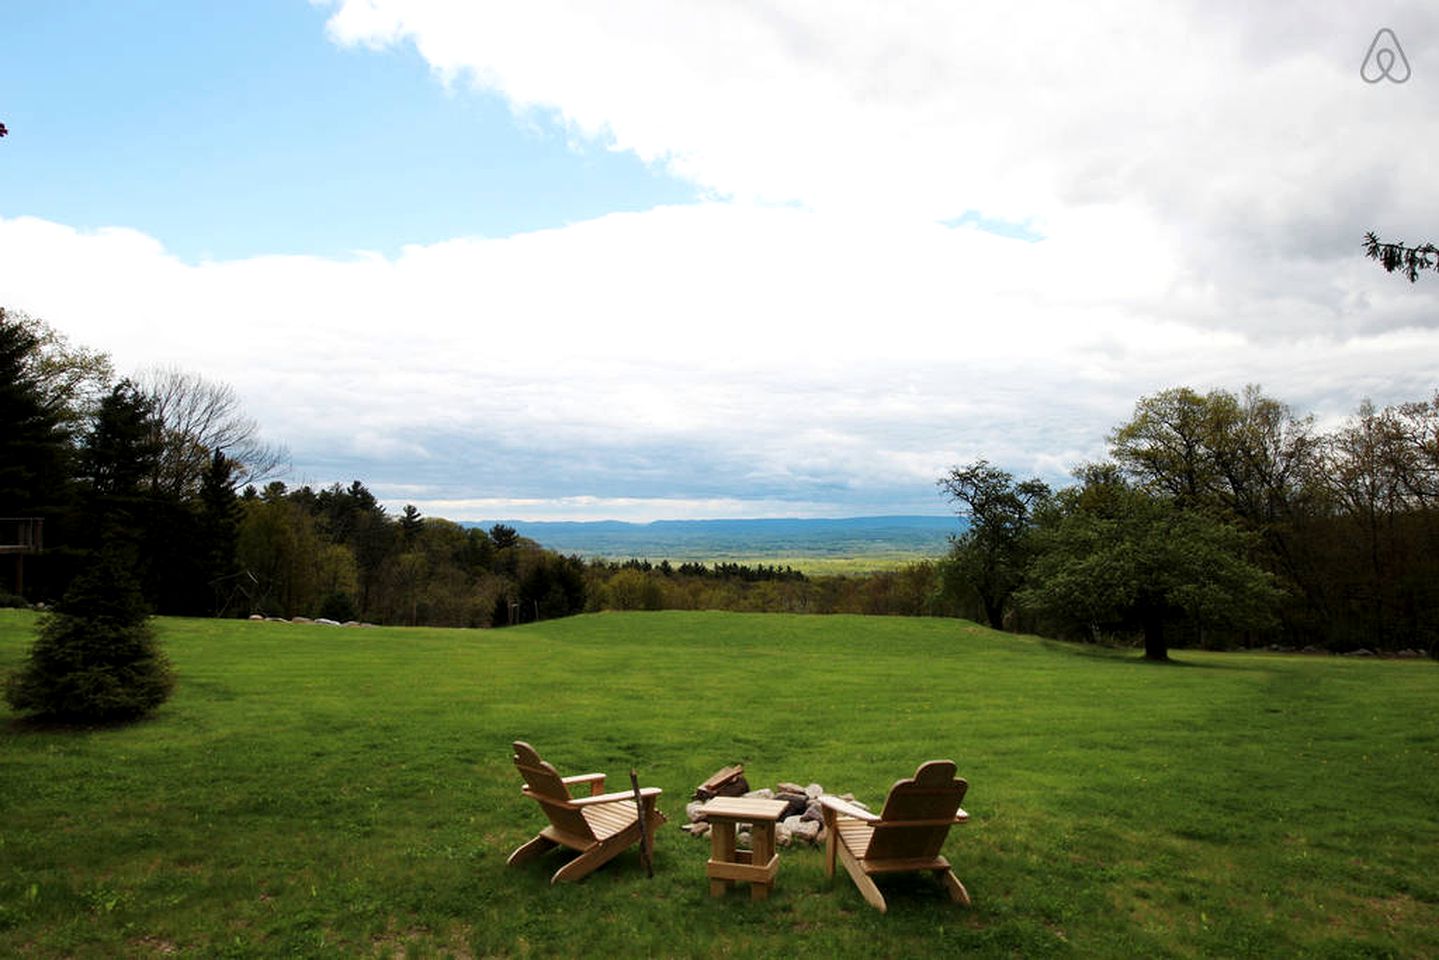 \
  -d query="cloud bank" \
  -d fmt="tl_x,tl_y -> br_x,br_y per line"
3,2 -> 1436,519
